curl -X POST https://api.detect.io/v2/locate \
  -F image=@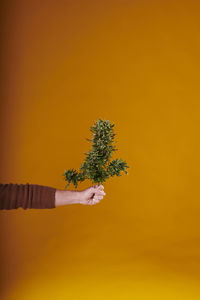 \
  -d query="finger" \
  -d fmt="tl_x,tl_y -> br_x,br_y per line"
88,199 -> 94,205
98,185 -> 104,190
93,195 -> 103,201
93,196 -> 100,201
92,199 -> 99,205
94,185 -> 104,192
93,198 -> 100,204
92,185 -> 100,192
95,190 -> 106,196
